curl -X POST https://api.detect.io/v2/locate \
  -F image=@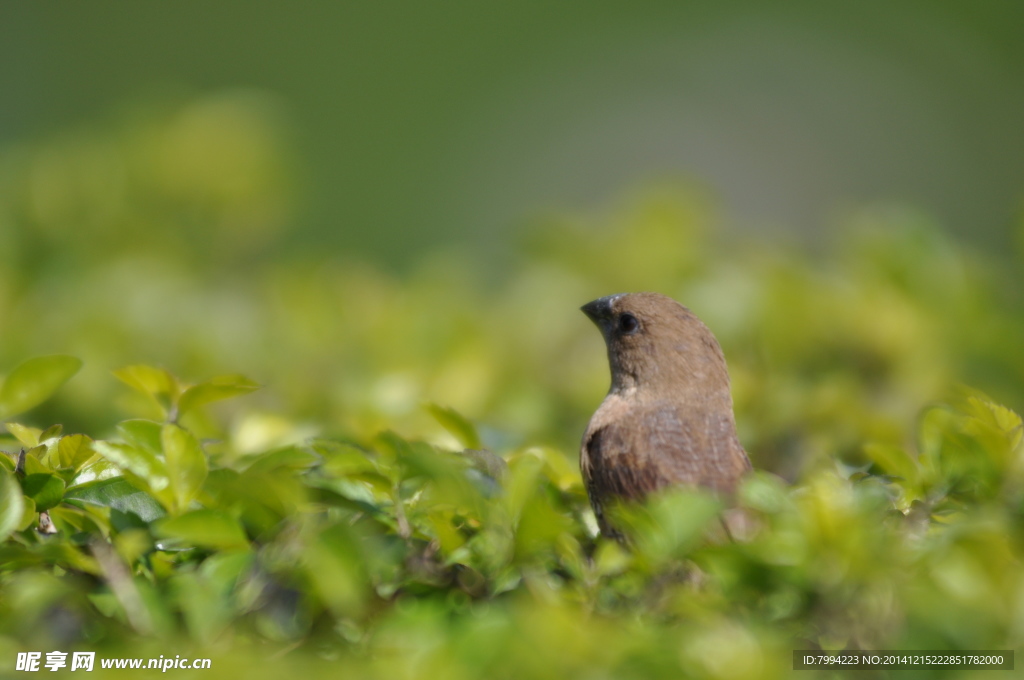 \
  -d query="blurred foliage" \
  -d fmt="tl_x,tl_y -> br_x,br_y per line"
2,95 -> 1024,678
